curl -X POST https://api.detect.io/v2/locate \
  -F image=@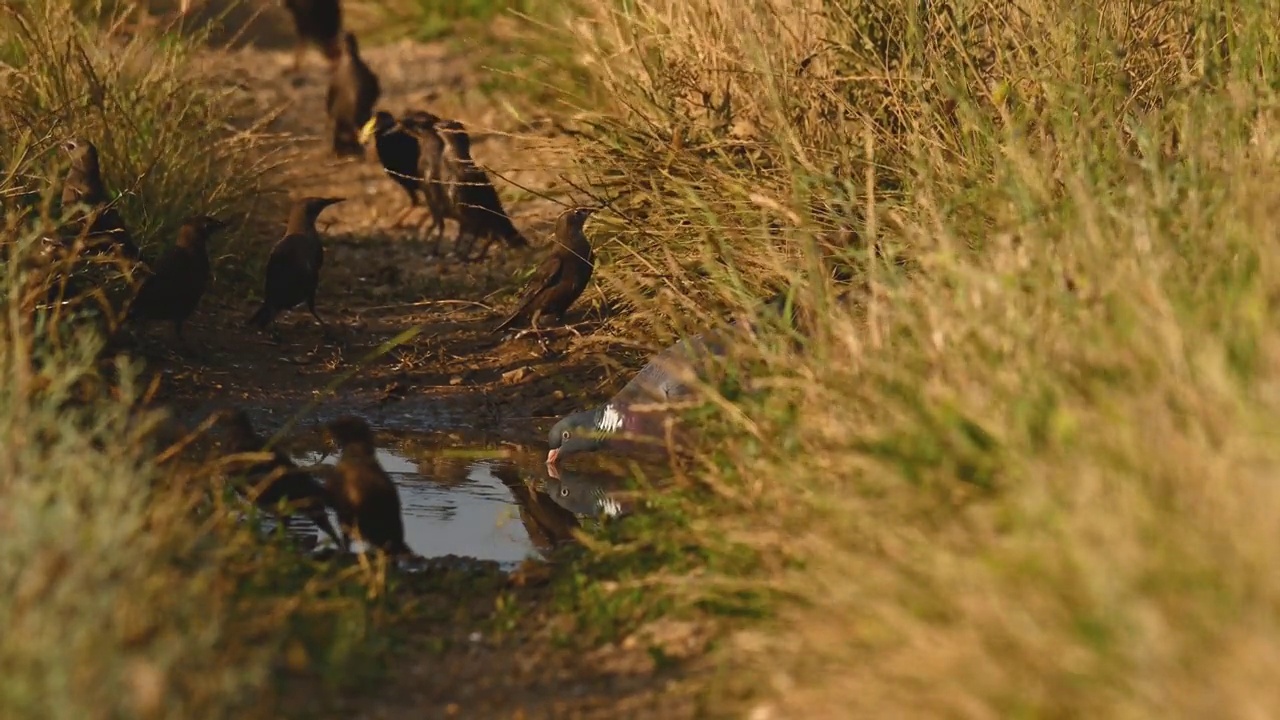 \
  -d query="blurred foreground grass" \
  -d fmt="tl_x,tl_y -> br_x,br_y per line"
525,0 -> 1280,715
0,4 -> 403,718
